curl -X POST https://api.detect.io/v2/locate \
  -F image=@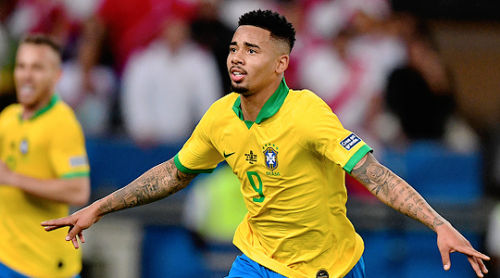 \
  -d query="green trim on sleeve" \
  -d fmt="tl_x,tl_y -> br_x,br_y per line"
174,153 -> 215,174
343,145 -> 373,174
61,171 -> 90,179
